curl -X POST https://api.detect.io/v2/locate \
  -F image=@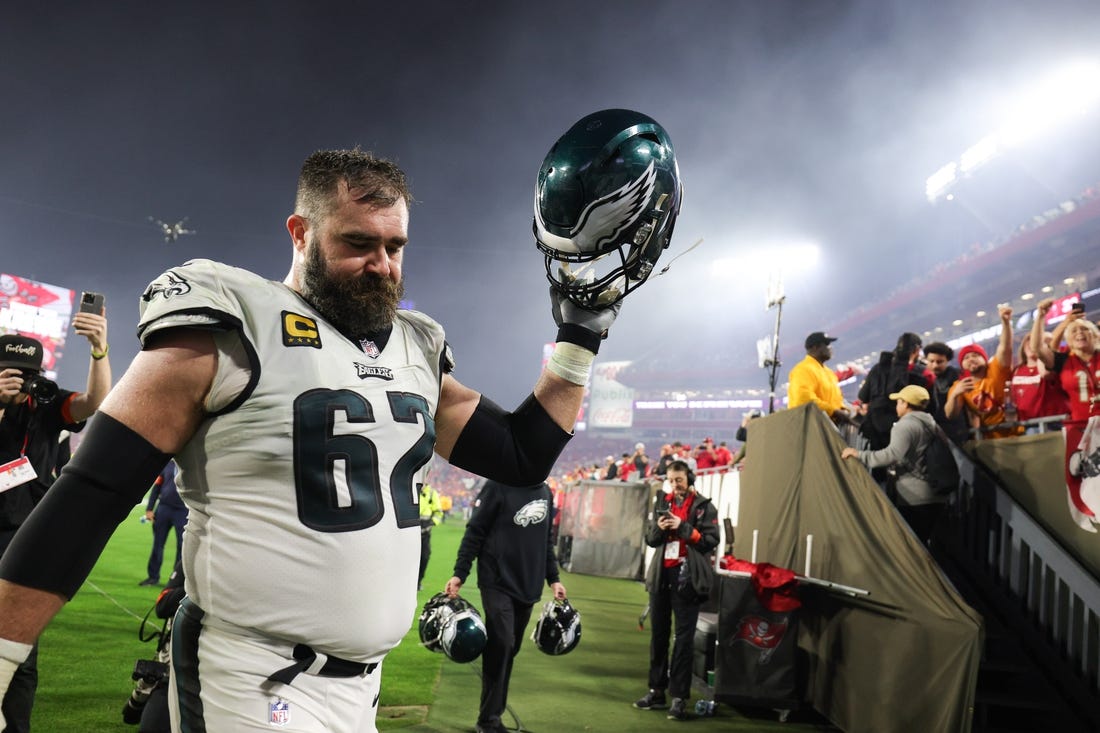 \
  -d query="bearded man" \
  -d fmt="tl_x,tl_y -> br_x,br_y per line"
0,148 -> 615,732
